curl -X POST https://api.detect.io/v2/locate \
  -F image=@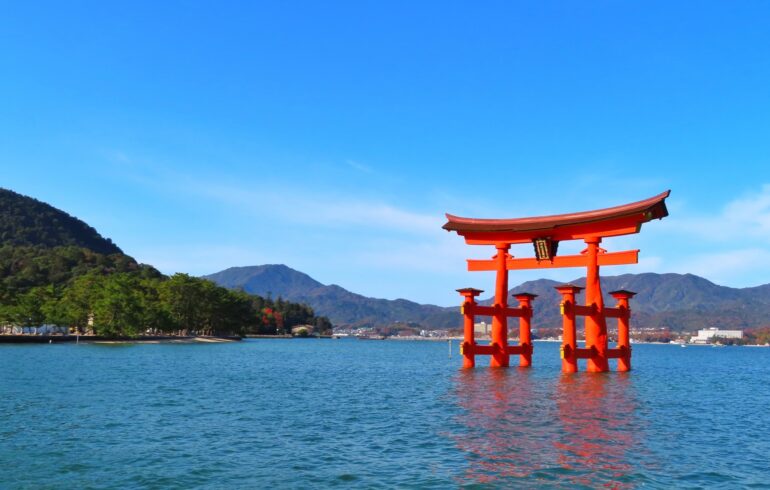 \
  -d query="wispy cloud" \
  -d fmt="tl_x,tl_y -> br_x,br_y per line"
351,233 -> 489,274
668,248 -> 770,285
721,184 -> 770,240
663,184 -> 770,243
198,182 -> 442,235
648,184 -> 770,286
346,159 -> 373,174
106,154 -> 443,236
101,149 -> 133,165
